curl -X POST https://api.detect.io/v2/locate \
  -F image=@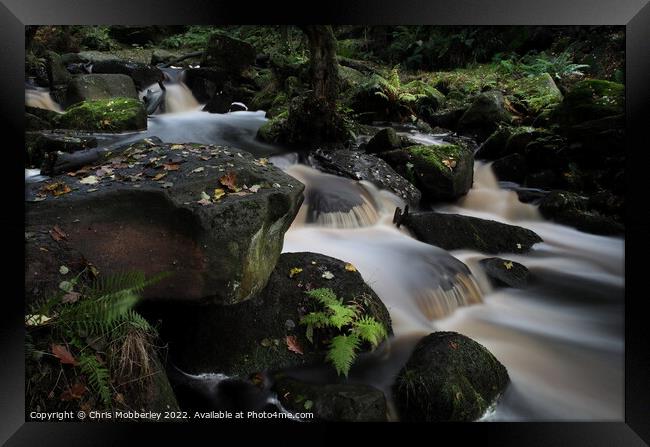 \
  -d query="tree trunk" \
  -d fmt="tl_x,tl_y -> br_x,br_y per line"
299,25 -> 340,109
